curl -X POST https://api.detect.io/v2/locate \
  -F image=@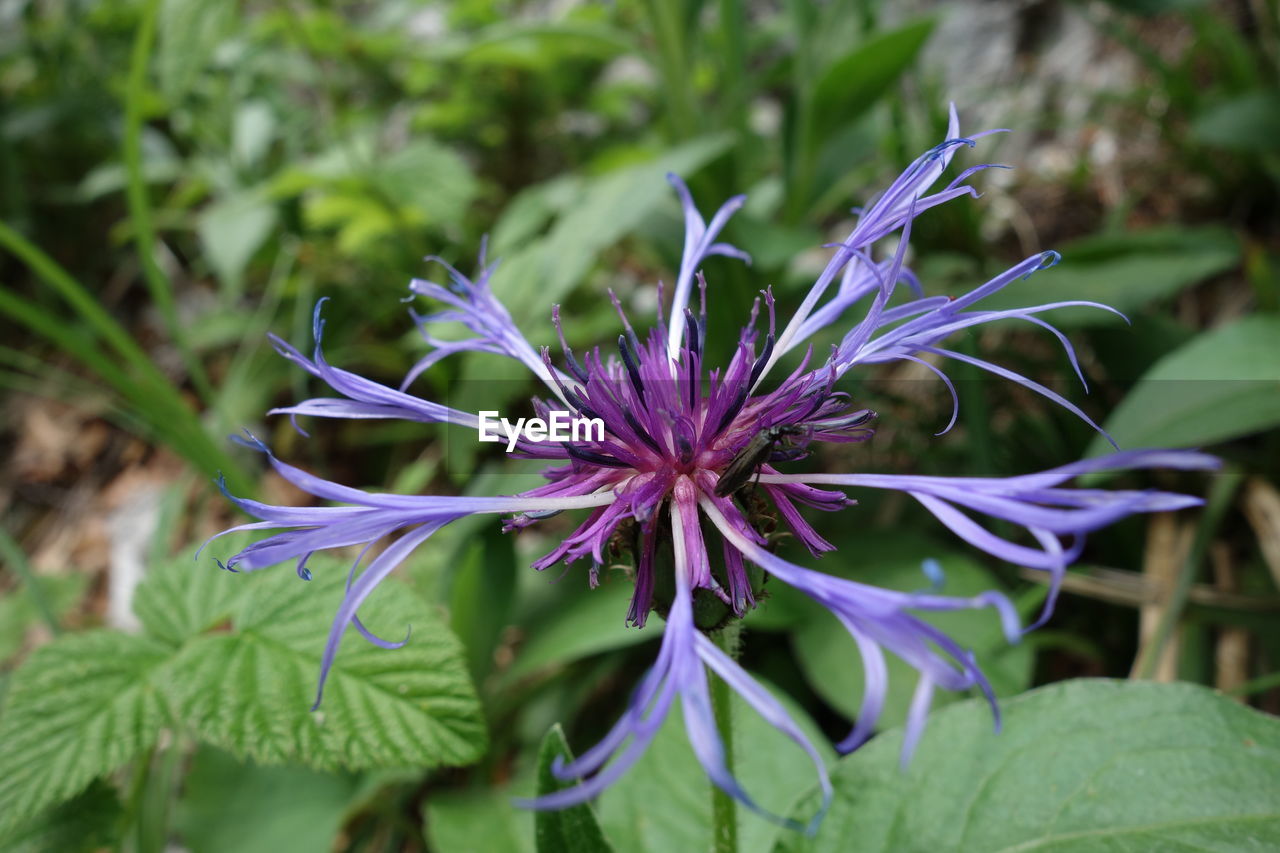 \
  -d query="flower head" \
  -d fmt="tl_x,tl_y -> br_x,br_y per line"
208,105 -> 1216,830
